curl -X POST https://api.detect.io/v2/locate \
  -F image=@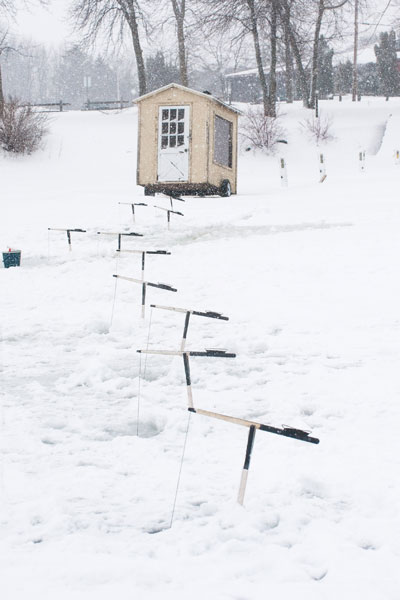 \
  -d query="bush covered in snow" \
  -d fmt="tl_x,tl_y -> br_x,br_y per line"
240,105 -> 285,153
0,98 -> 48,154
300,113 -> 334,144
